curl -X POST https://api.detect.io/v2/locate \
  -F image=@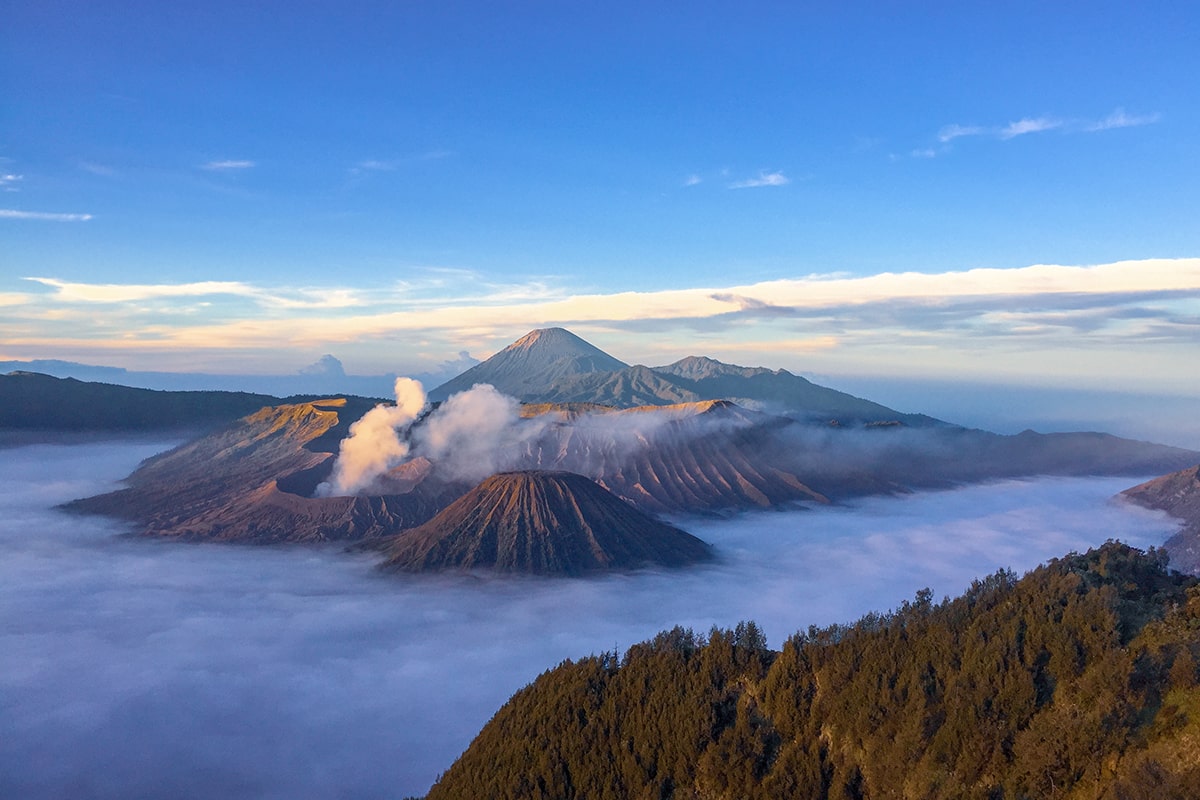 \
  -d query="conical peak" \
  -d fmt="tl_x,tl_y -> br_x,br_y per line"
426,328 -> 627,401
380,468 -> 713,574
507,328 -> 602,354
487,328 -> 627,370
